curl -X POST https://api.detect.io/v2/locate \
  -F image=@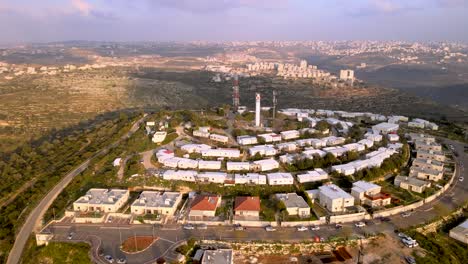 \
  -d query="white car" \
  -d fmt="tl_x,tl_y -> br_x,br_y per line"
297,226 -> 308,232
401,212 -> 411,218
402,238 -> 418,248
310,225 -> 320,231
459,177 -> 464,182
104,255 -> 114,263
355,222 -> 366,228
183,224 -> 195,230
265,225 -> 276,232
